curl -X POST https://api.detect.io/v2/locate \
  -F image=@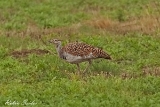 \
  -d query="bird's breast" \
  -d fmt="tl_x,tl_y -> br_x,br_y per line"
62,52 -> 94,64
